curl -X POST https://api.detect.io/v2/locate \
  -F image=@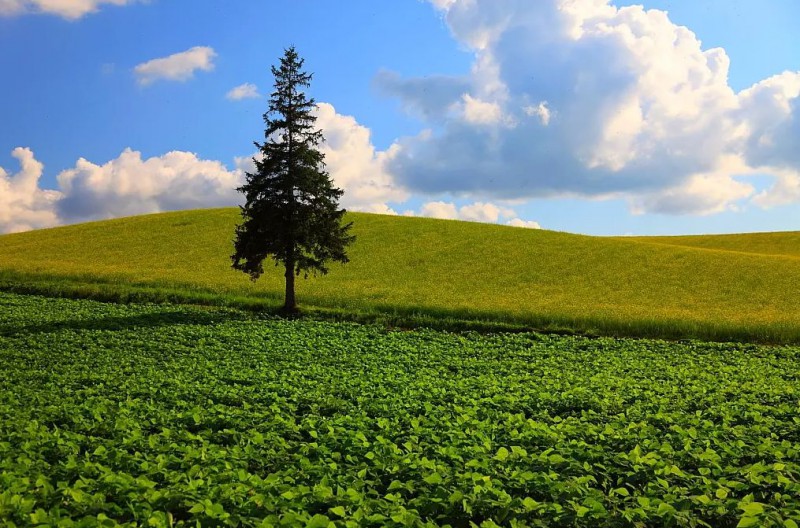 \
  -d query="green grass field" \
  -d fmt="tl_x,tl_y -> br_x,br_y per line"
624,231 -> 800,259
2,293 -> 799,527
0,208 -> 798,343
